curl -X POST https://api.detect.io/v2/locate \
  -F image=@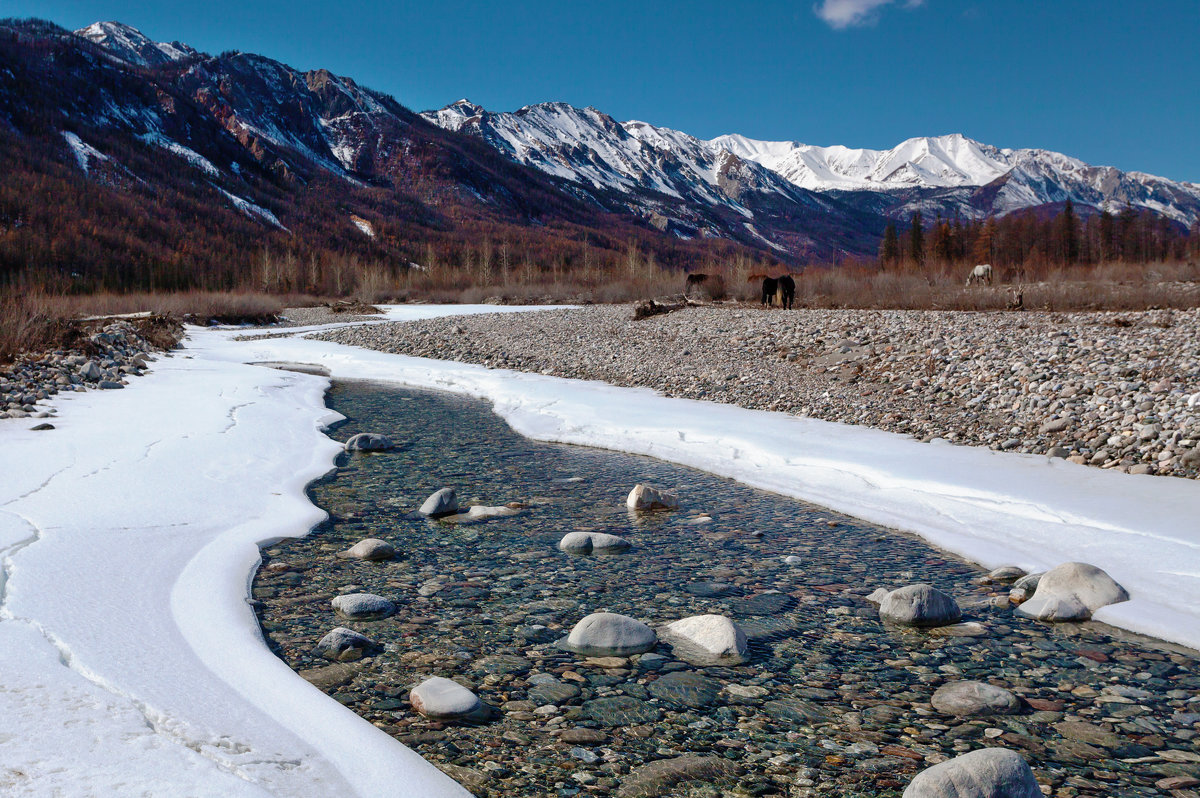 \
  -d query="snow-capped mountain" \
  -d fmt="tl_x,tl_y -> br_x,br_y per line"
76,21 -> 197,68
425,101 -> 1200,227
